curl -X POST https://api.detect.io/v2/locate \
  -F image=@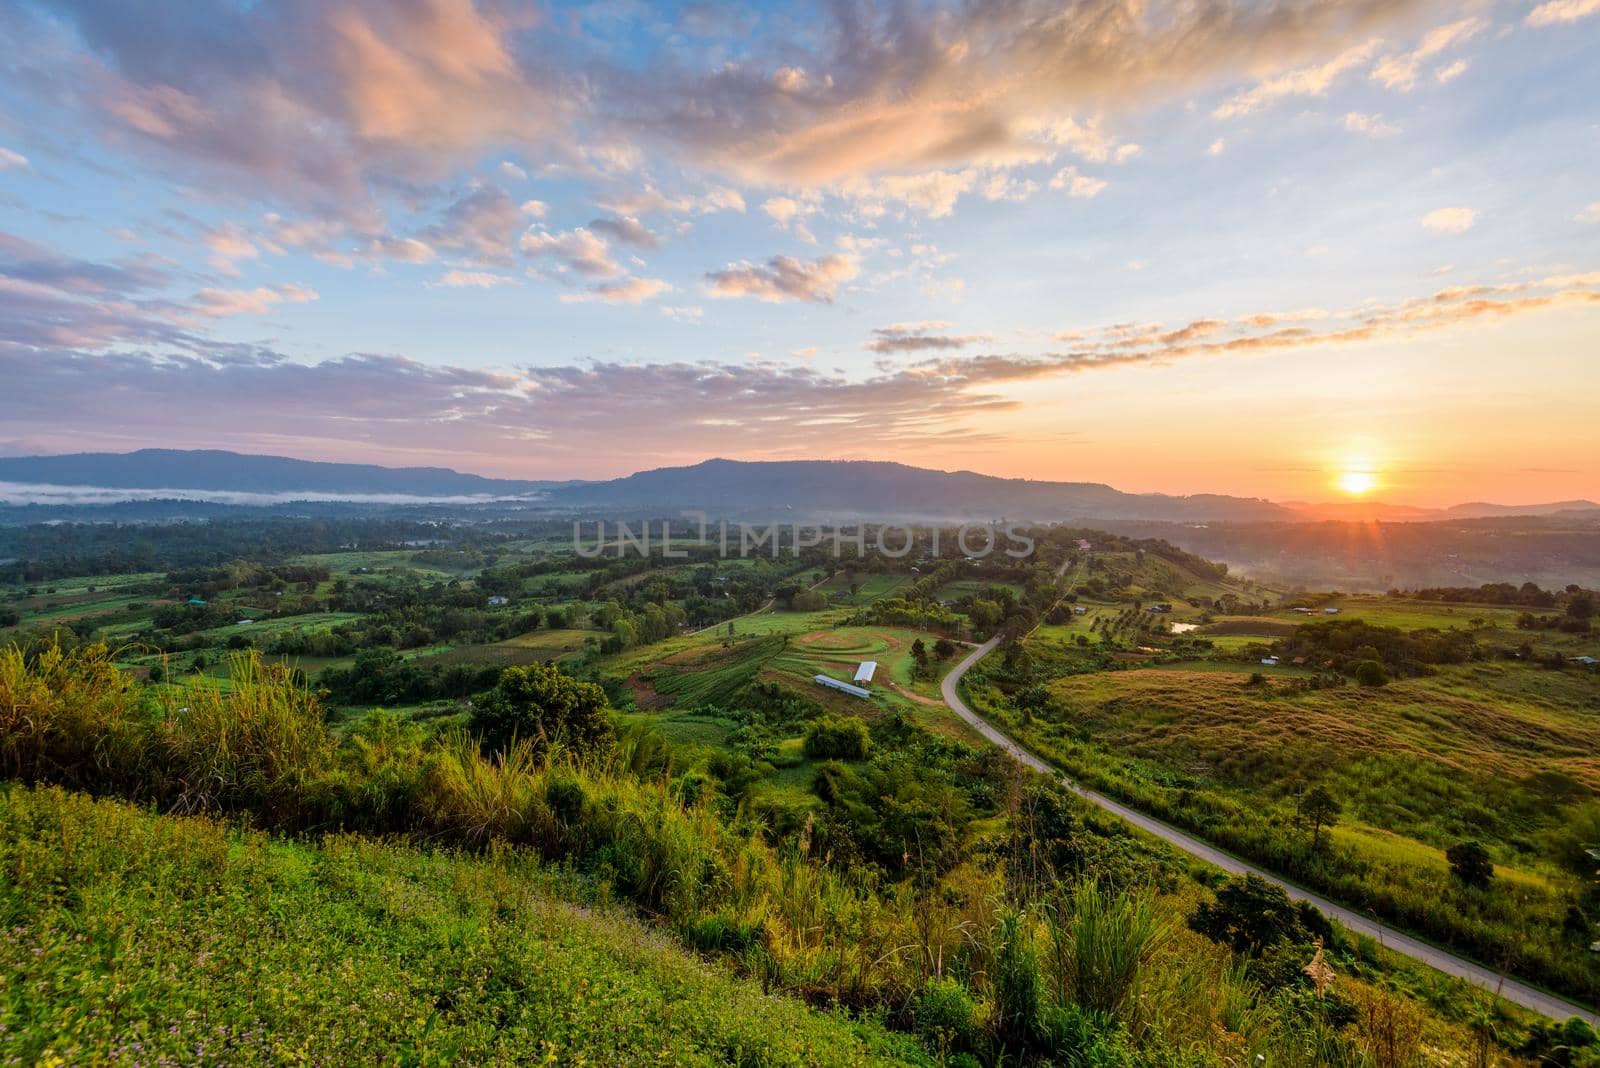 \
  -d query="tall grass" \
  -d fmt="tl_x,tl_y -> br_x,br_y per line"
1048,882 -> 1172,1018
